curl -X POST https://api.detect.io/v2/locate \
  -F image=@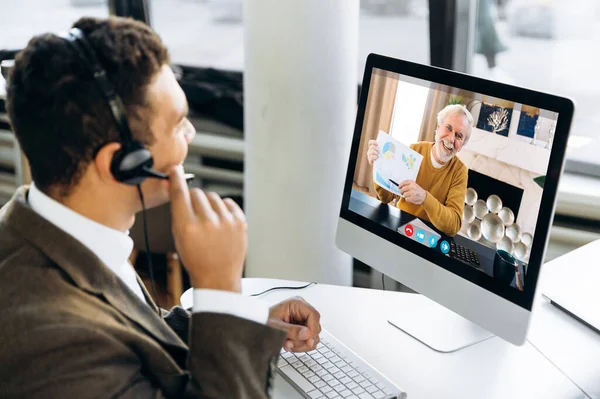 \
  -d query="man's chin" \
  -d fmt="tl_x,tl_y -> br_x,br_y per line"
140,185 -> 171,211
